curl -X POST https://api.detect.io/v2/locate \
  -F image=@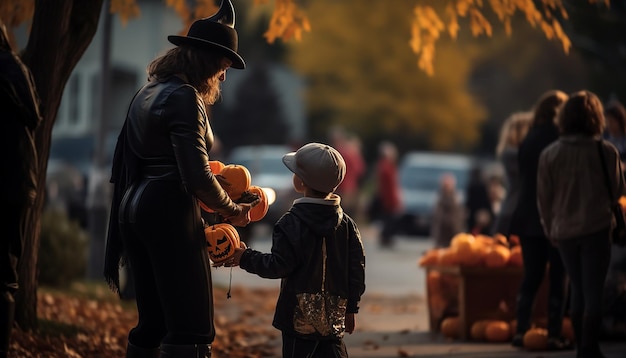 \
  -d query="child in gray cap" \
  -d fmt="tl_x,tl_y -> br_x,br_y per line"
229,142 -> 366,358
